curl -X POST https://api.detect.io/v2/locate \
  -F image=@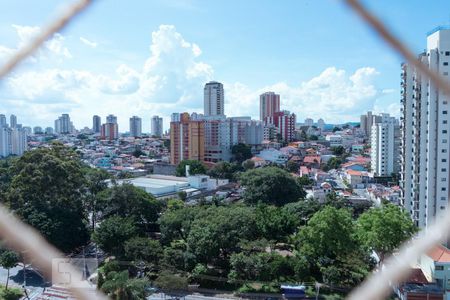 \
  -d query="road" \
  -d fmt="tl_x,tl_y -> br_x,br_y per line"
148,293 -> 236,300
